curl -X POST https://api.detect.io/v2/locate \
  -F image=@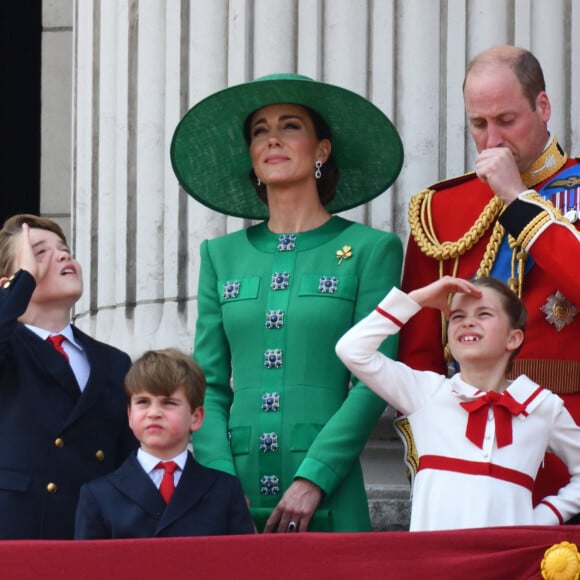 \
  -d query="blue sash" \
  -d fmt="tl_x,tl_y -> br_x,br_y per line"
489,164 -> 580,284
